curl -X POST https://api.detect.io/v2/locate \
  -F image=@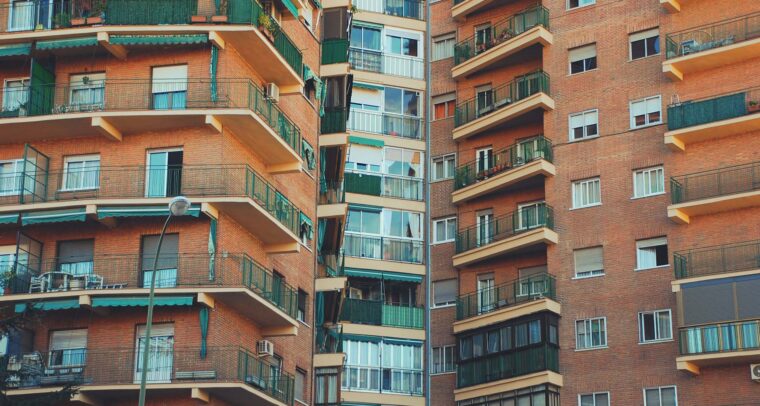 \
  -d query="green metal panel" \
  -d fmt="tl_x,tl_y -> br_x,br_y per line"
280,0 -> 300,18
28,60 -> 55,116
21,208 -> 86,225
106,0 -> 196,25
344,268 -> 422,283
36,36 -> 98,50
109,35 -> 209,46
15,299 -> 80,313
344,172 -> 381,196
348,136 -> 384,147
344,268 -> 384,279
667,92 -> 747,131
0,213 -> 19,224
91,296 -> 194,307
97,205 -> 201,219
0,43 -> 31,57
322,39 -> 350,64
352,82 -> 384,91
341,333 -> 382,343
